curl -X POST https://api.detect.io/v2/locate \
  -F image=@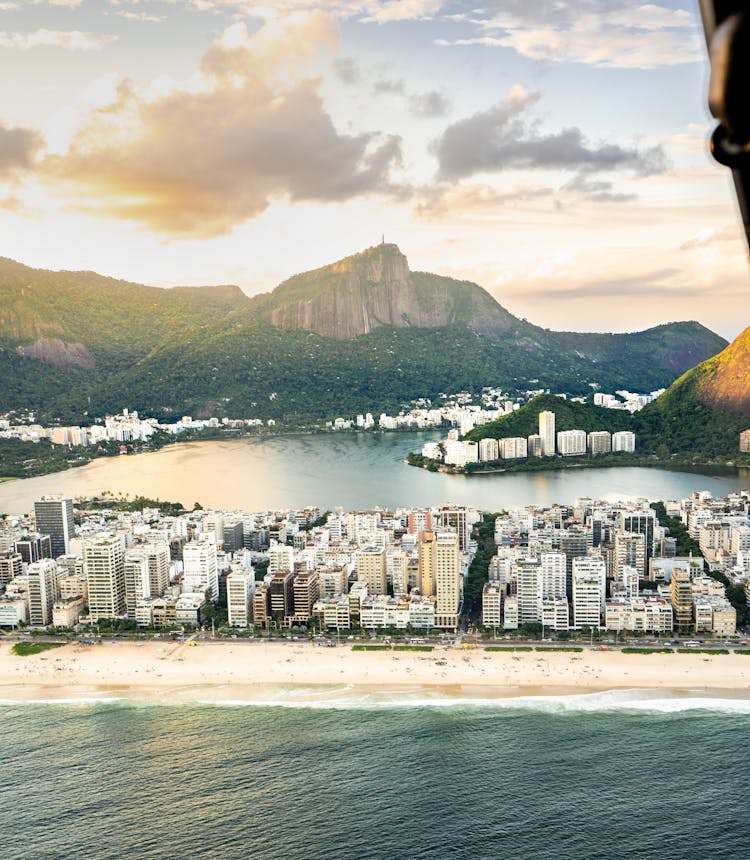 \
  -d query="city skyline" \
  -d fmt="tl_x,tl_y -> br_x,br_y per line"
0,1 -> 748,338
